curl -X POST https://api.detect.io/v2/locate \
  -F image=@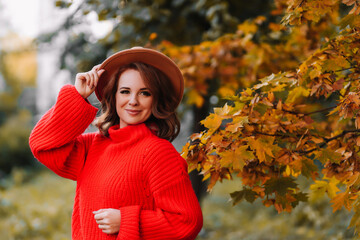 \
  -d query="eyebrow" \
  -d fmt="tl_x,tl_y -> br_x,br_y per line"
119,87 -> 150,90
